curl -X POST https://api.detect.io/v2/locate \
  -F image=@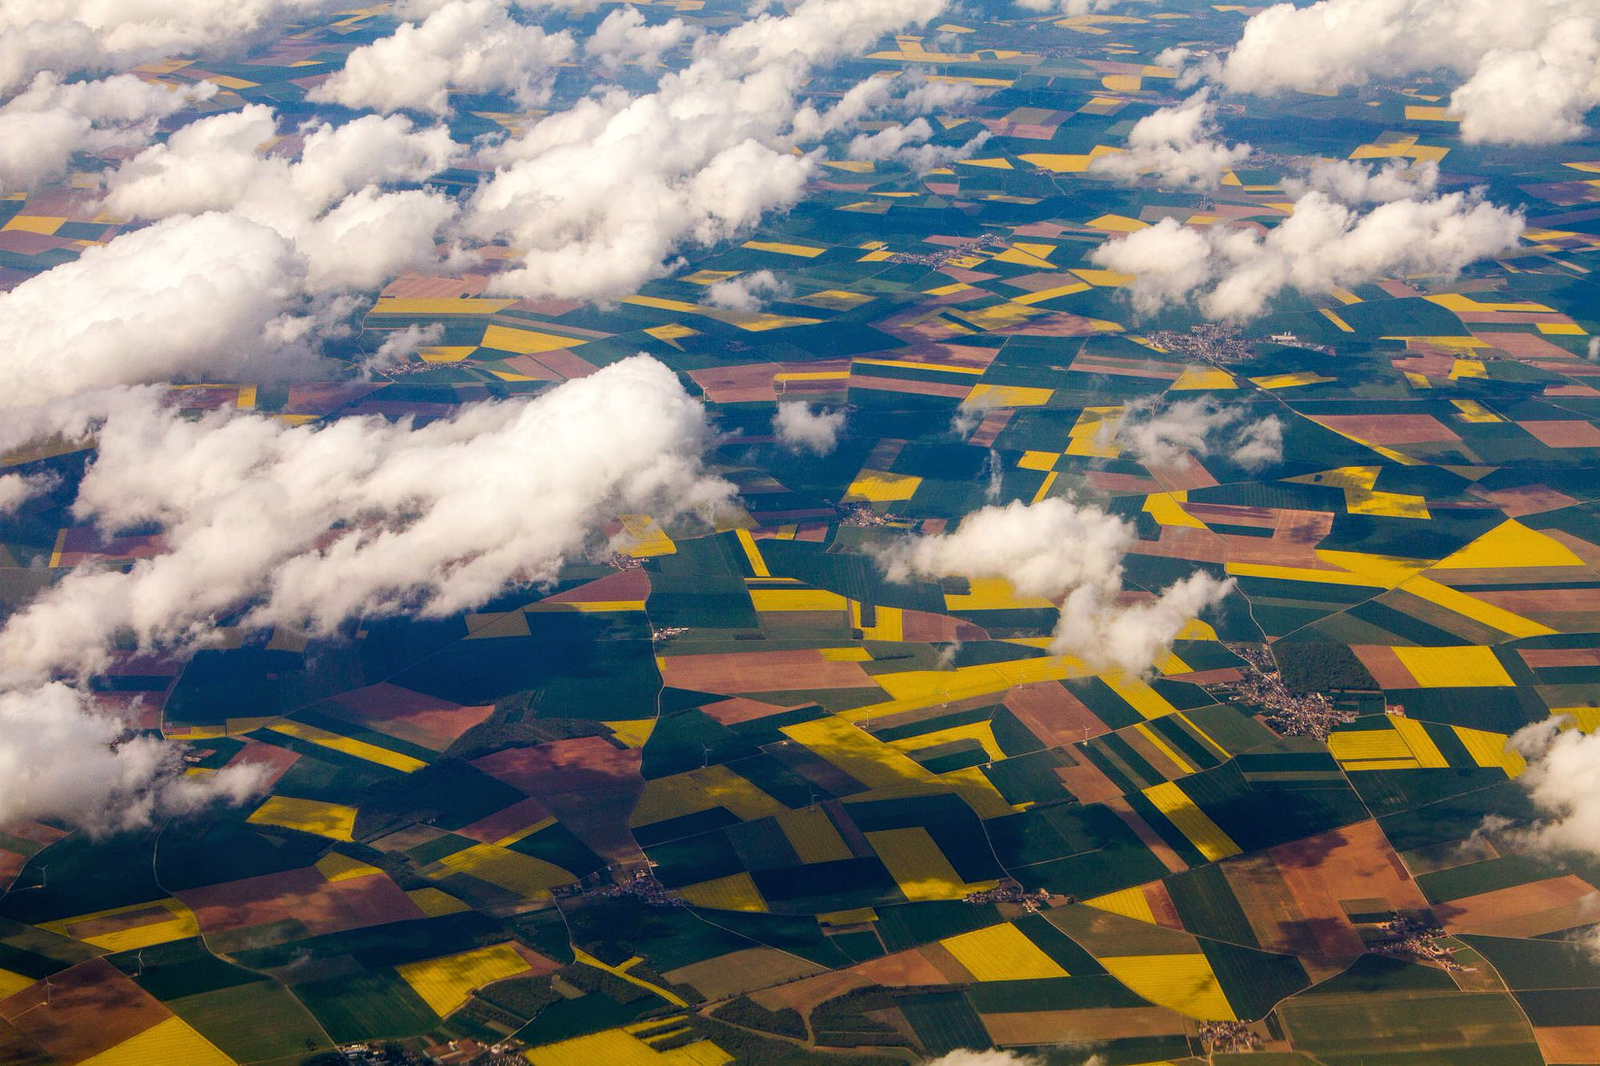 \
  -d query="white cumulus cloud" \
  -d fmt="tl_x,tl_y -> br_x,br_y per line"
585,6 -> 699,73
773,401 -> 846,455
465,0 -> 949,301
0,212 -> 309,408
0,472 -> 55,515
0,0 -> 346,93
1090,89 -> 1251,190
1219,0 -> 1600,144
310,0 -> 575,115
0,72 -> 215,194
1119,396 -> 1283,472
0,683 -> 266,834
1287,158 -> 1439,204
0,356 -> 732,684
1091,189 -> 1524,320
703,269 -> 791,310
877,498 -> 1232,675
1502,718 -> 1600,873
